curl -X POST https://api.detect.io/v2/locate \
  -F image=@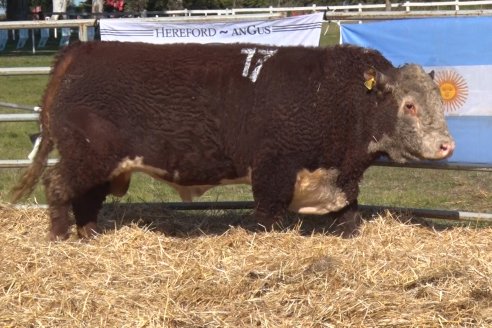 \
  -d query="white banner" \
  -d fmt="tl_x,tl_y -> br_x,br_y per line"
100,13 -> 323,47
